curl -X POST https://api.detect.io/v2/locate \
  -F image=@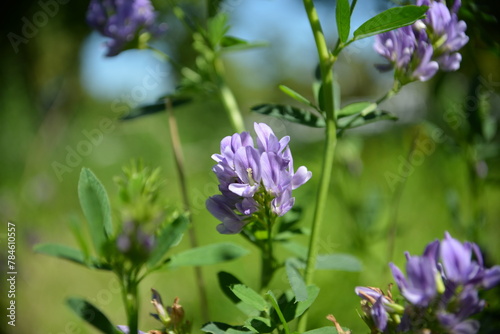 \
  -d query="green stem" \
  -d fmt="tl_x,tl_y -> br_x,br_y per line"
121,277 -> 139,334
260,215 -> 276,292
376,80 -> 402,105
298,0 -> 338,331
214,57 -> 246,133
166,99 -> 210,322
